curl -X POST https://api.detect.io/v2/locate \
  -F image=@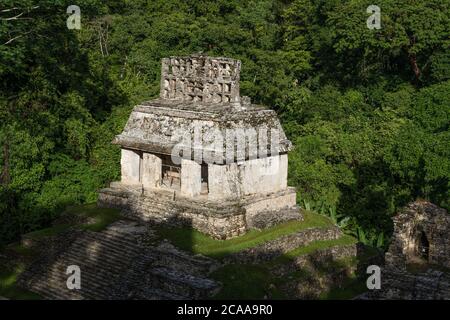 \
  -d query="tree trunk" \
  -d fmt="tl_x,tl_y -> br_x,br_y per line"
409,54 -> 421,81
